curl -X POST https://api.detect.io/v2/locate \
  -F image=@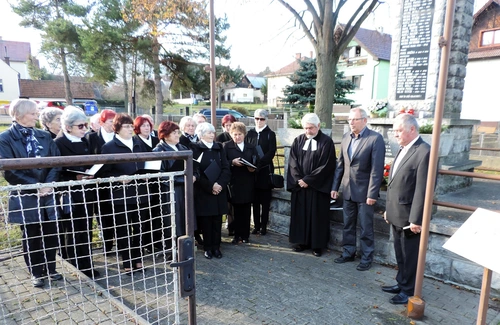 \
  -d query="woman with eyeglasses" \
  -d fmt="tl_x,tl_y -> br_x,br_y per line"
0,99 -> 62,288
99,113 -> 148,274
246,109 -> 277,236
54,106 -> 100,279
